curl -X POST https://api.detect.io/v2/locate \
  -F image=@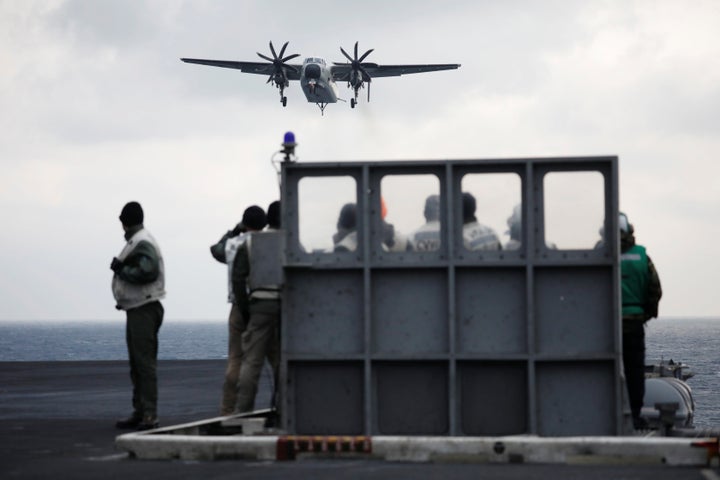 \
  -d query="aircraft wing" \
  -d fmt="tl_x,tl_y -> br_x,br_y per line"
331,63 -> 460,81
181,58 -> 303,81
